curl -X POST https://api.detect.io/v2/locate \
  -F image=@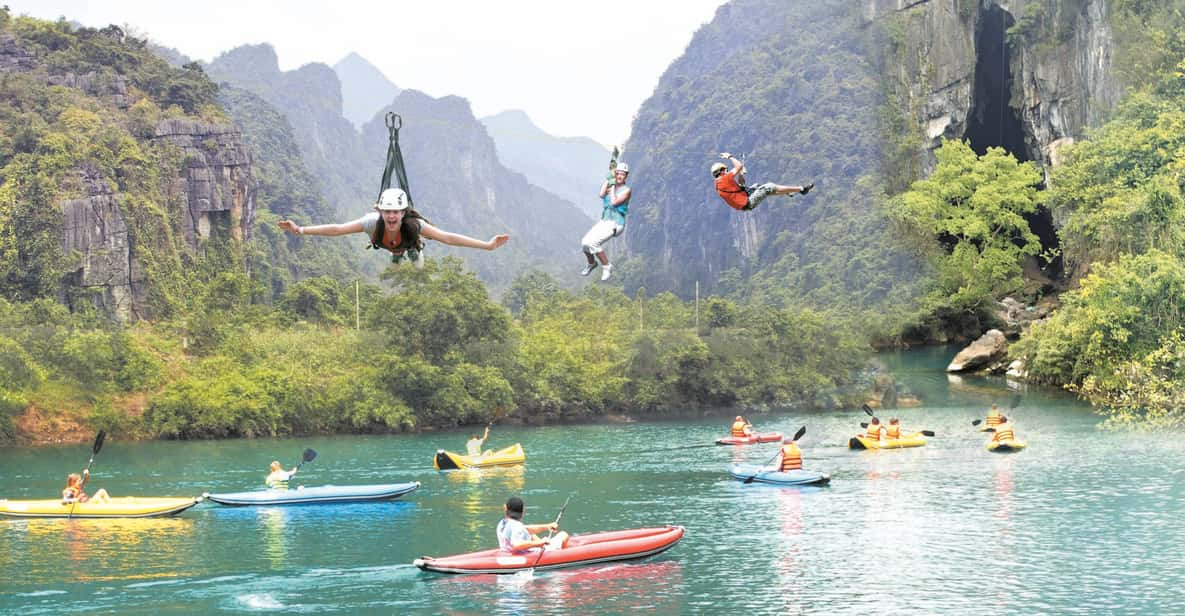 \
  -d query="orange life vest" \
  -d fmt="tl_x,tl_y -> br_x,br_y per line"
885,424 -> 902,439
986,411 -> 1003,426
780,443 -> 803,471
994,424 -> 1015,442
731,421 -> 749,438
866,425 -> 883,440
62,486 -> 88,502
715,171 -> 750,210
